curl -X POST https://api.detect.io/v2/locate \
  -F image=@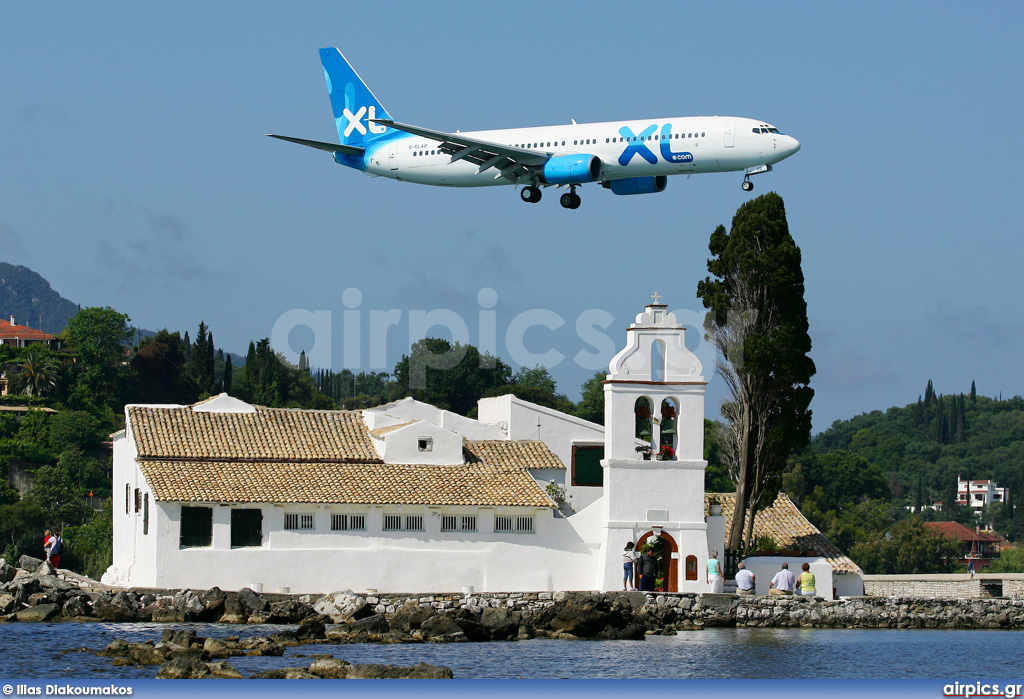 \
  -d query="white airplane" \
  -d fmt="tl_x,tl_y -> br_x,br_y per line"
269,48 -> 801,209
